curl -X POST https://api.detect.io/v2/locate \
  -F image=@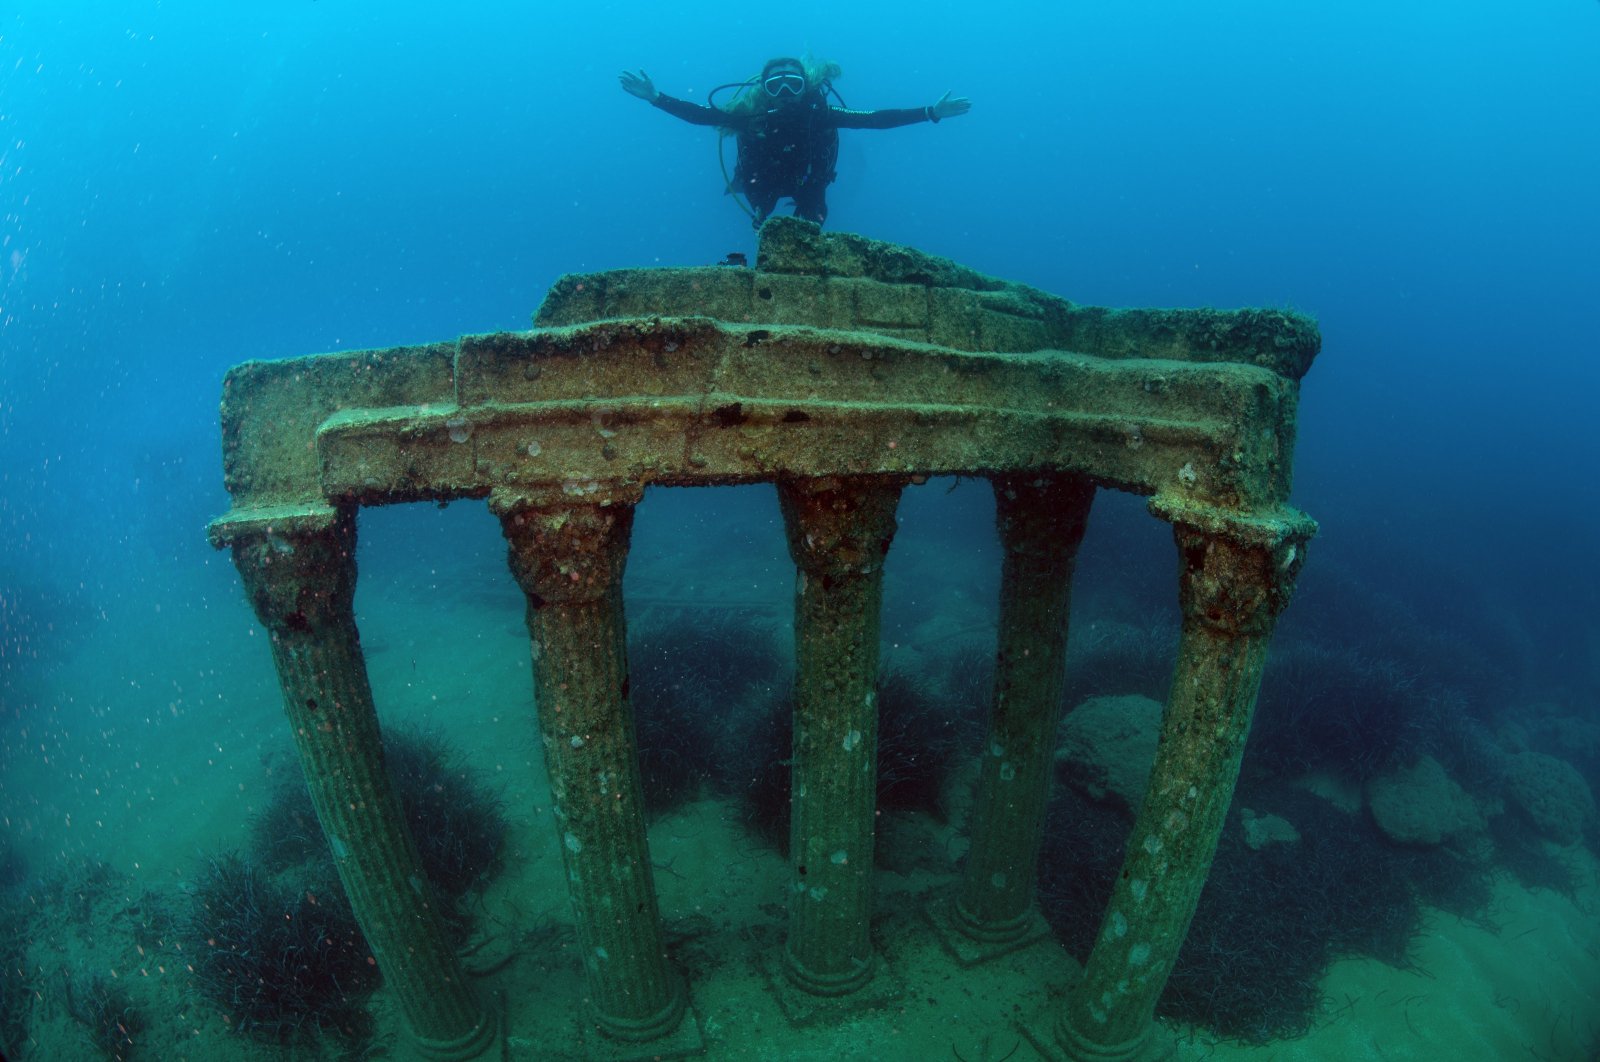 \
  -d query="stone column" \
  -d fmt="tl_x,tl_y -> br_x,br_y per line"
949,475 -> 1094,954
492,486 -> 690,1046
230,509 -> 496,1061
1048,511 -> 1312,1061
776,476 -> 903,998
